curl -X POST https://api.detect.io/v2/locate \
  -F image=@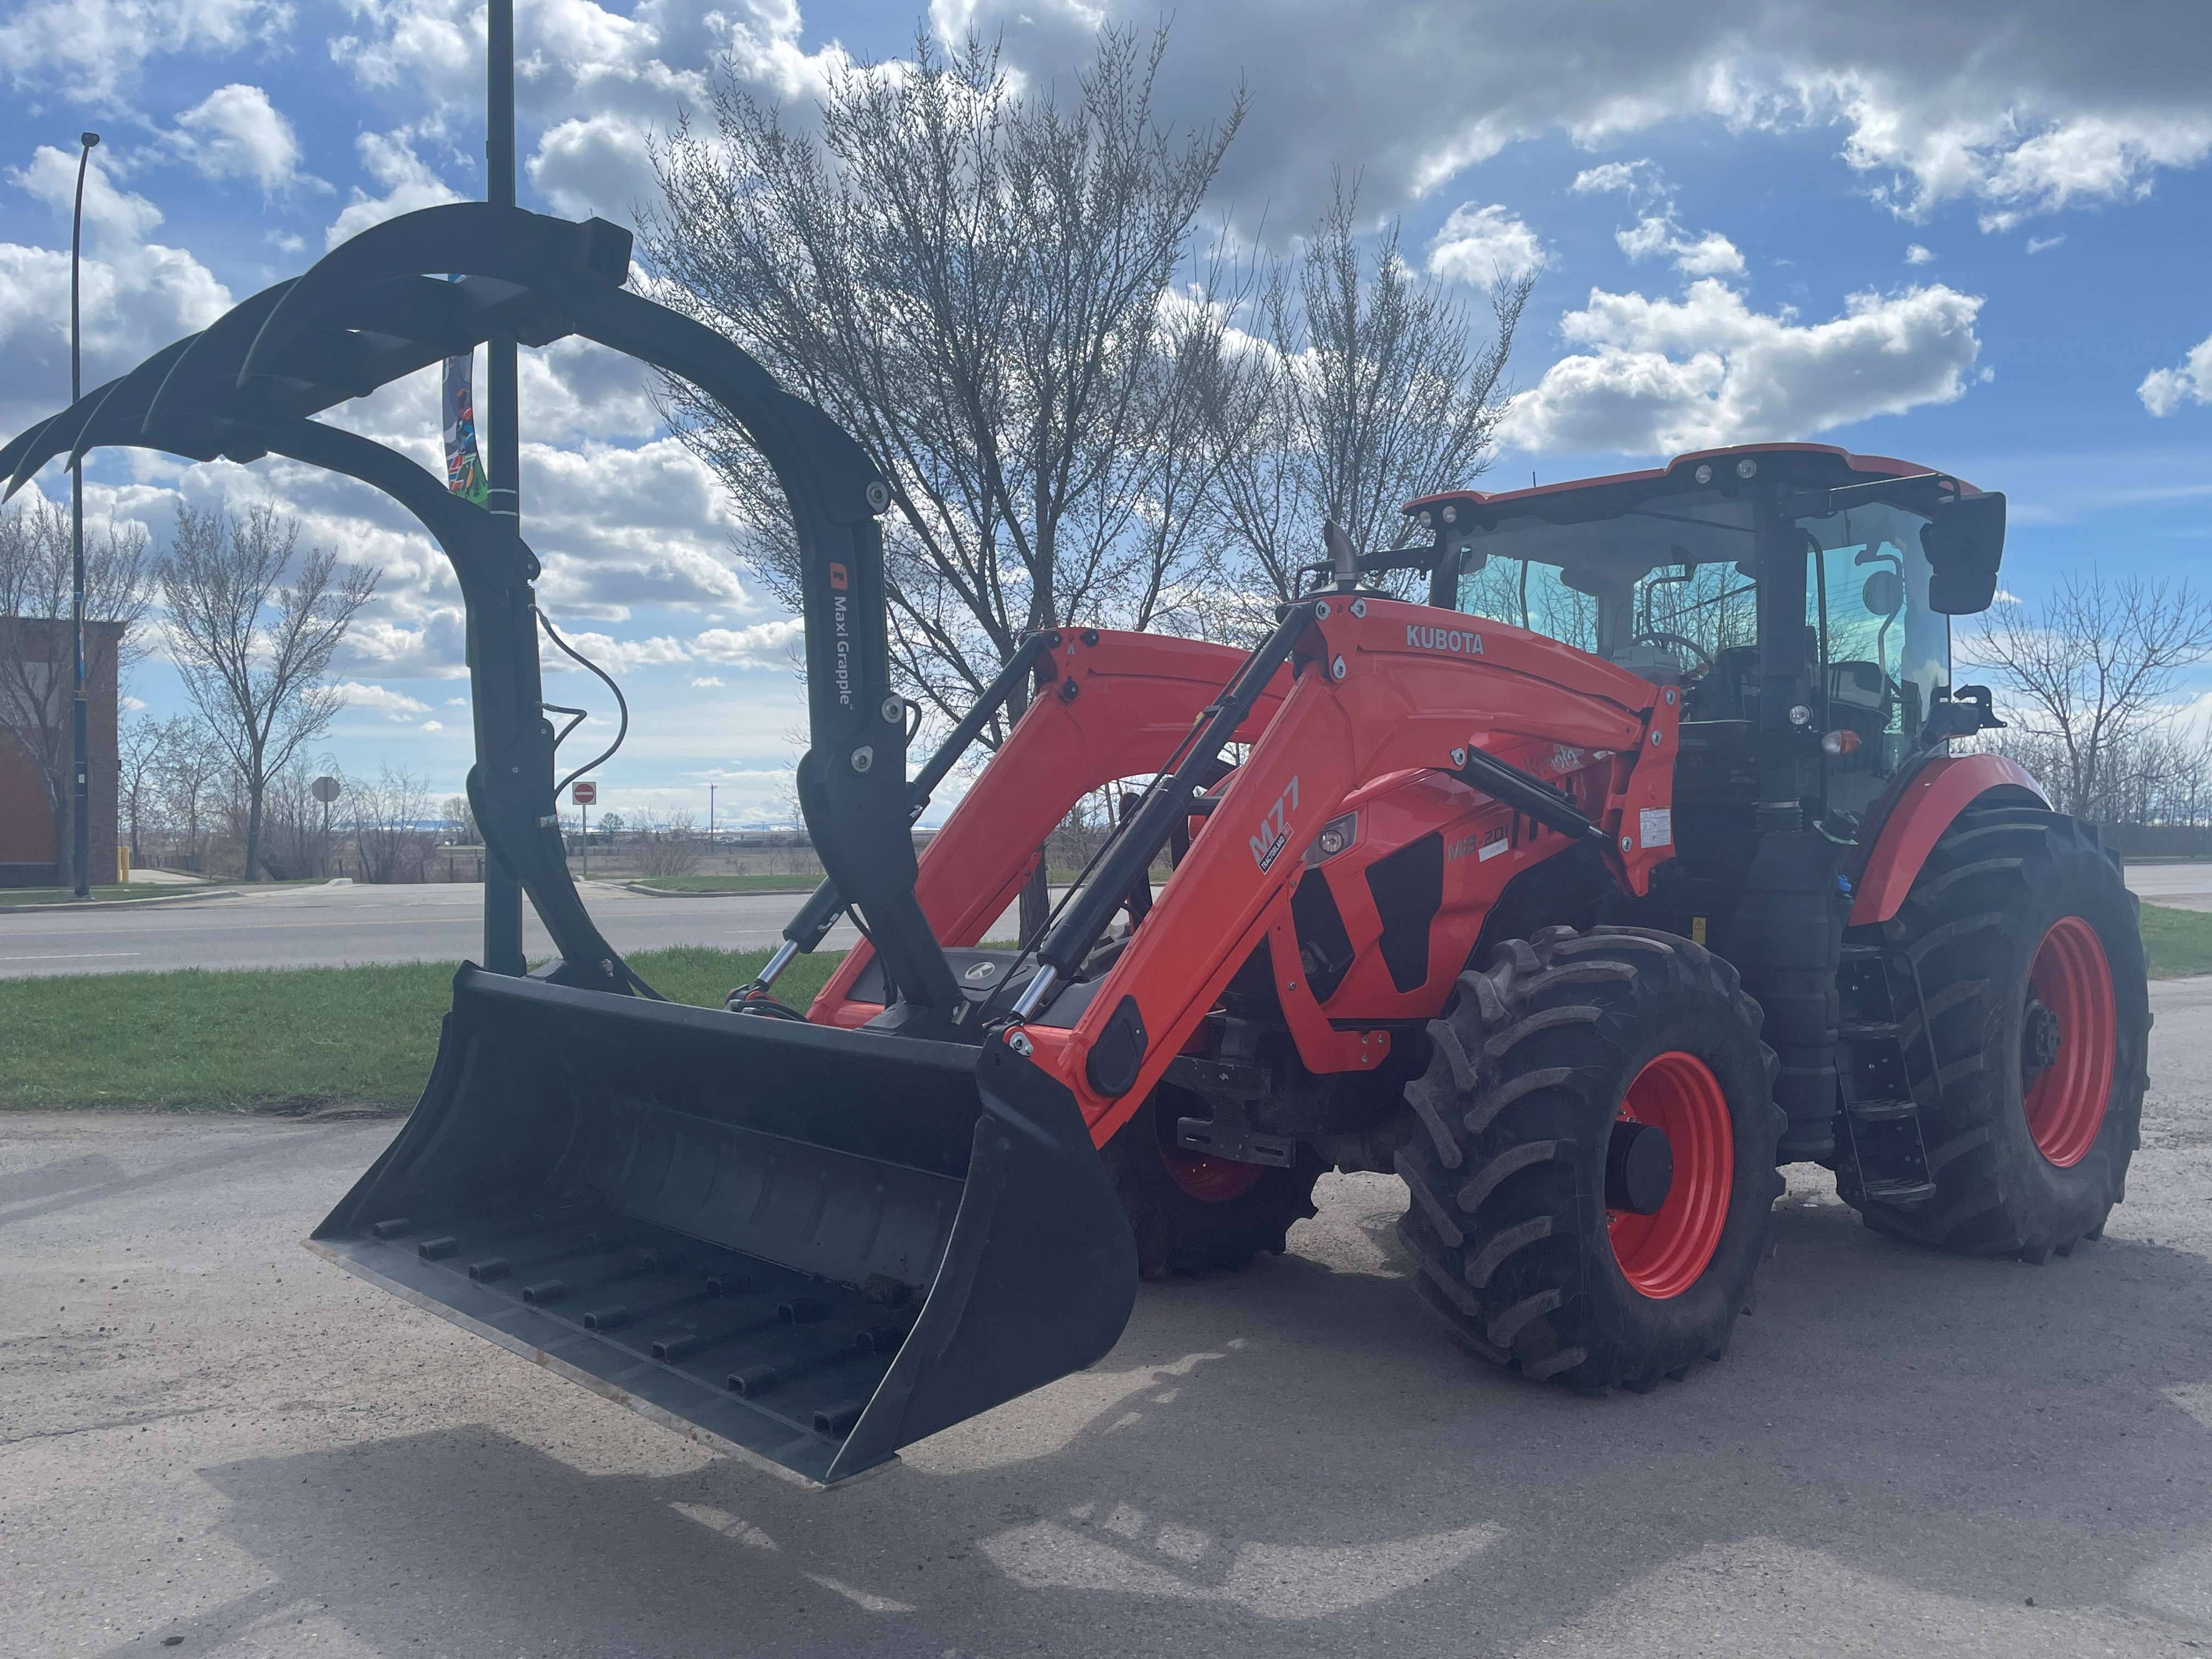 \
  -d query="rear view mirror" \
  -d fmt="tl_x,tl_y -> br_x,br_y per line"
1923,493 -> 2005,614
